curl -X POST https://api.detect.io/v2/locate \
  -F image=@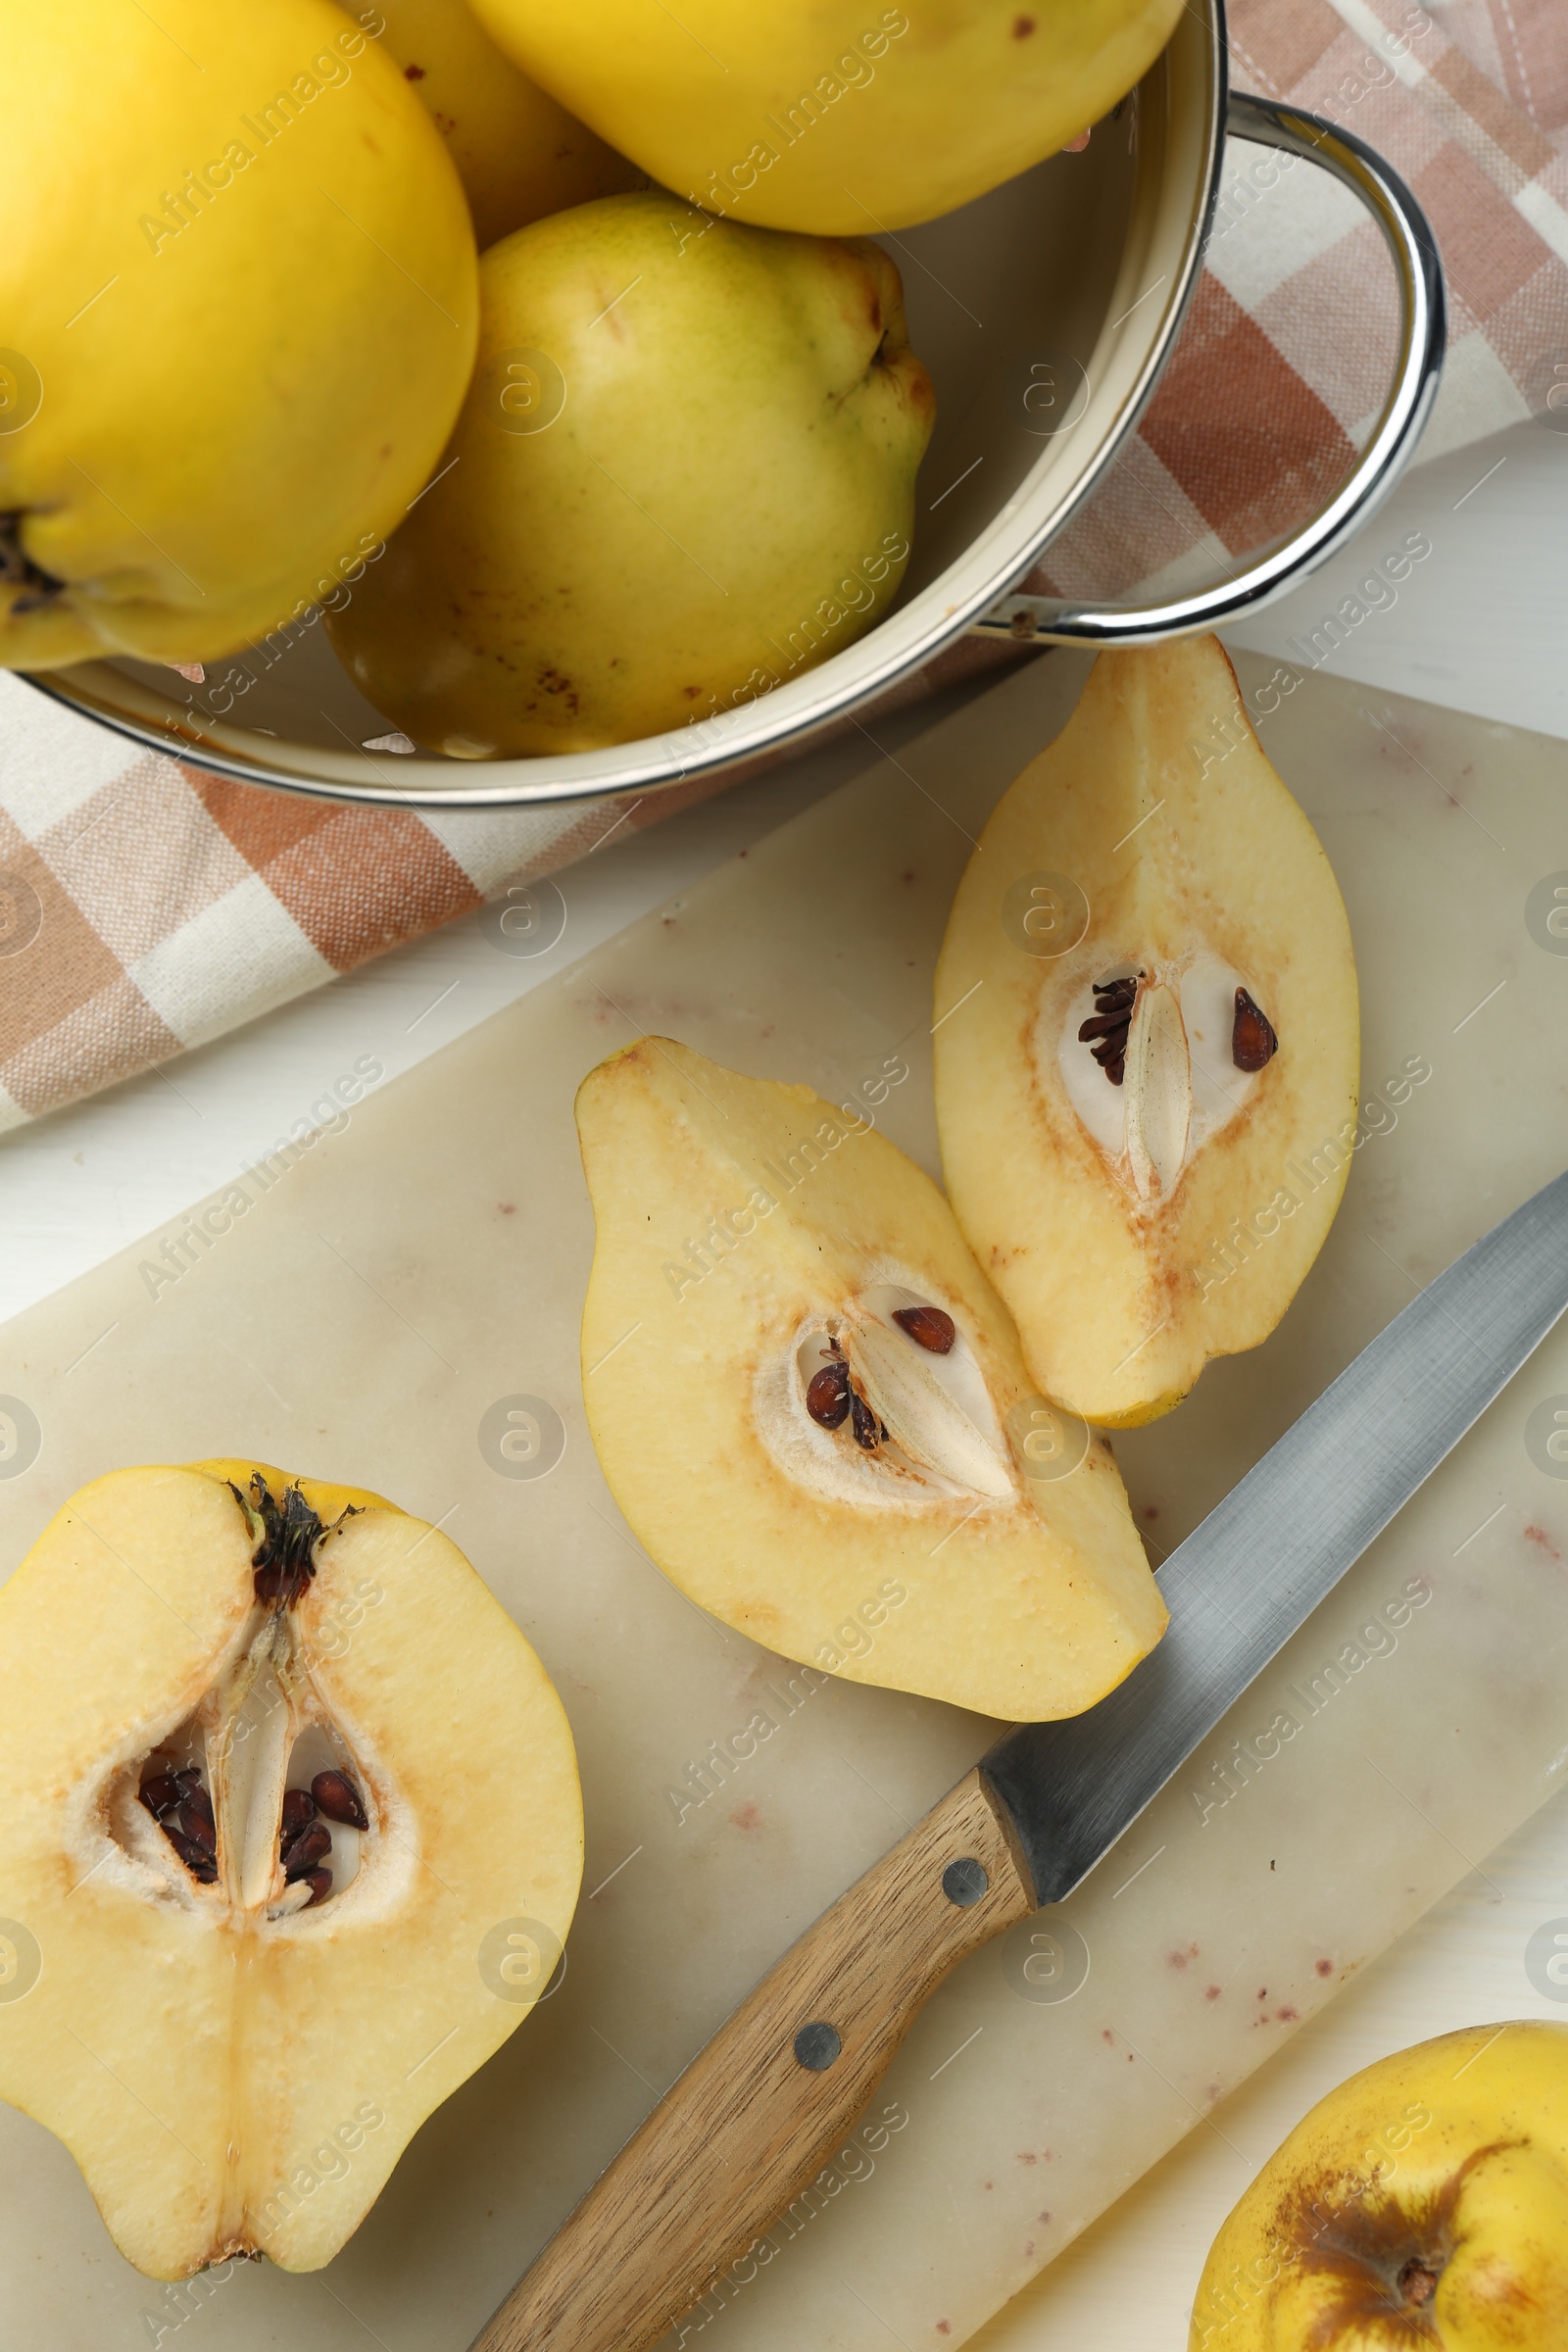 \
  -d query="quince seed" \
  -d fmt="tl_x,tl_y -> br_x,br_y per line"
279,1788 -> 316,1842
1232,985 -> 1279,1072
805,1360 -> 852,1429
892,1304 -> 956,1353
281,1820 -> 333,1882
311,1769 -> 368,1832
